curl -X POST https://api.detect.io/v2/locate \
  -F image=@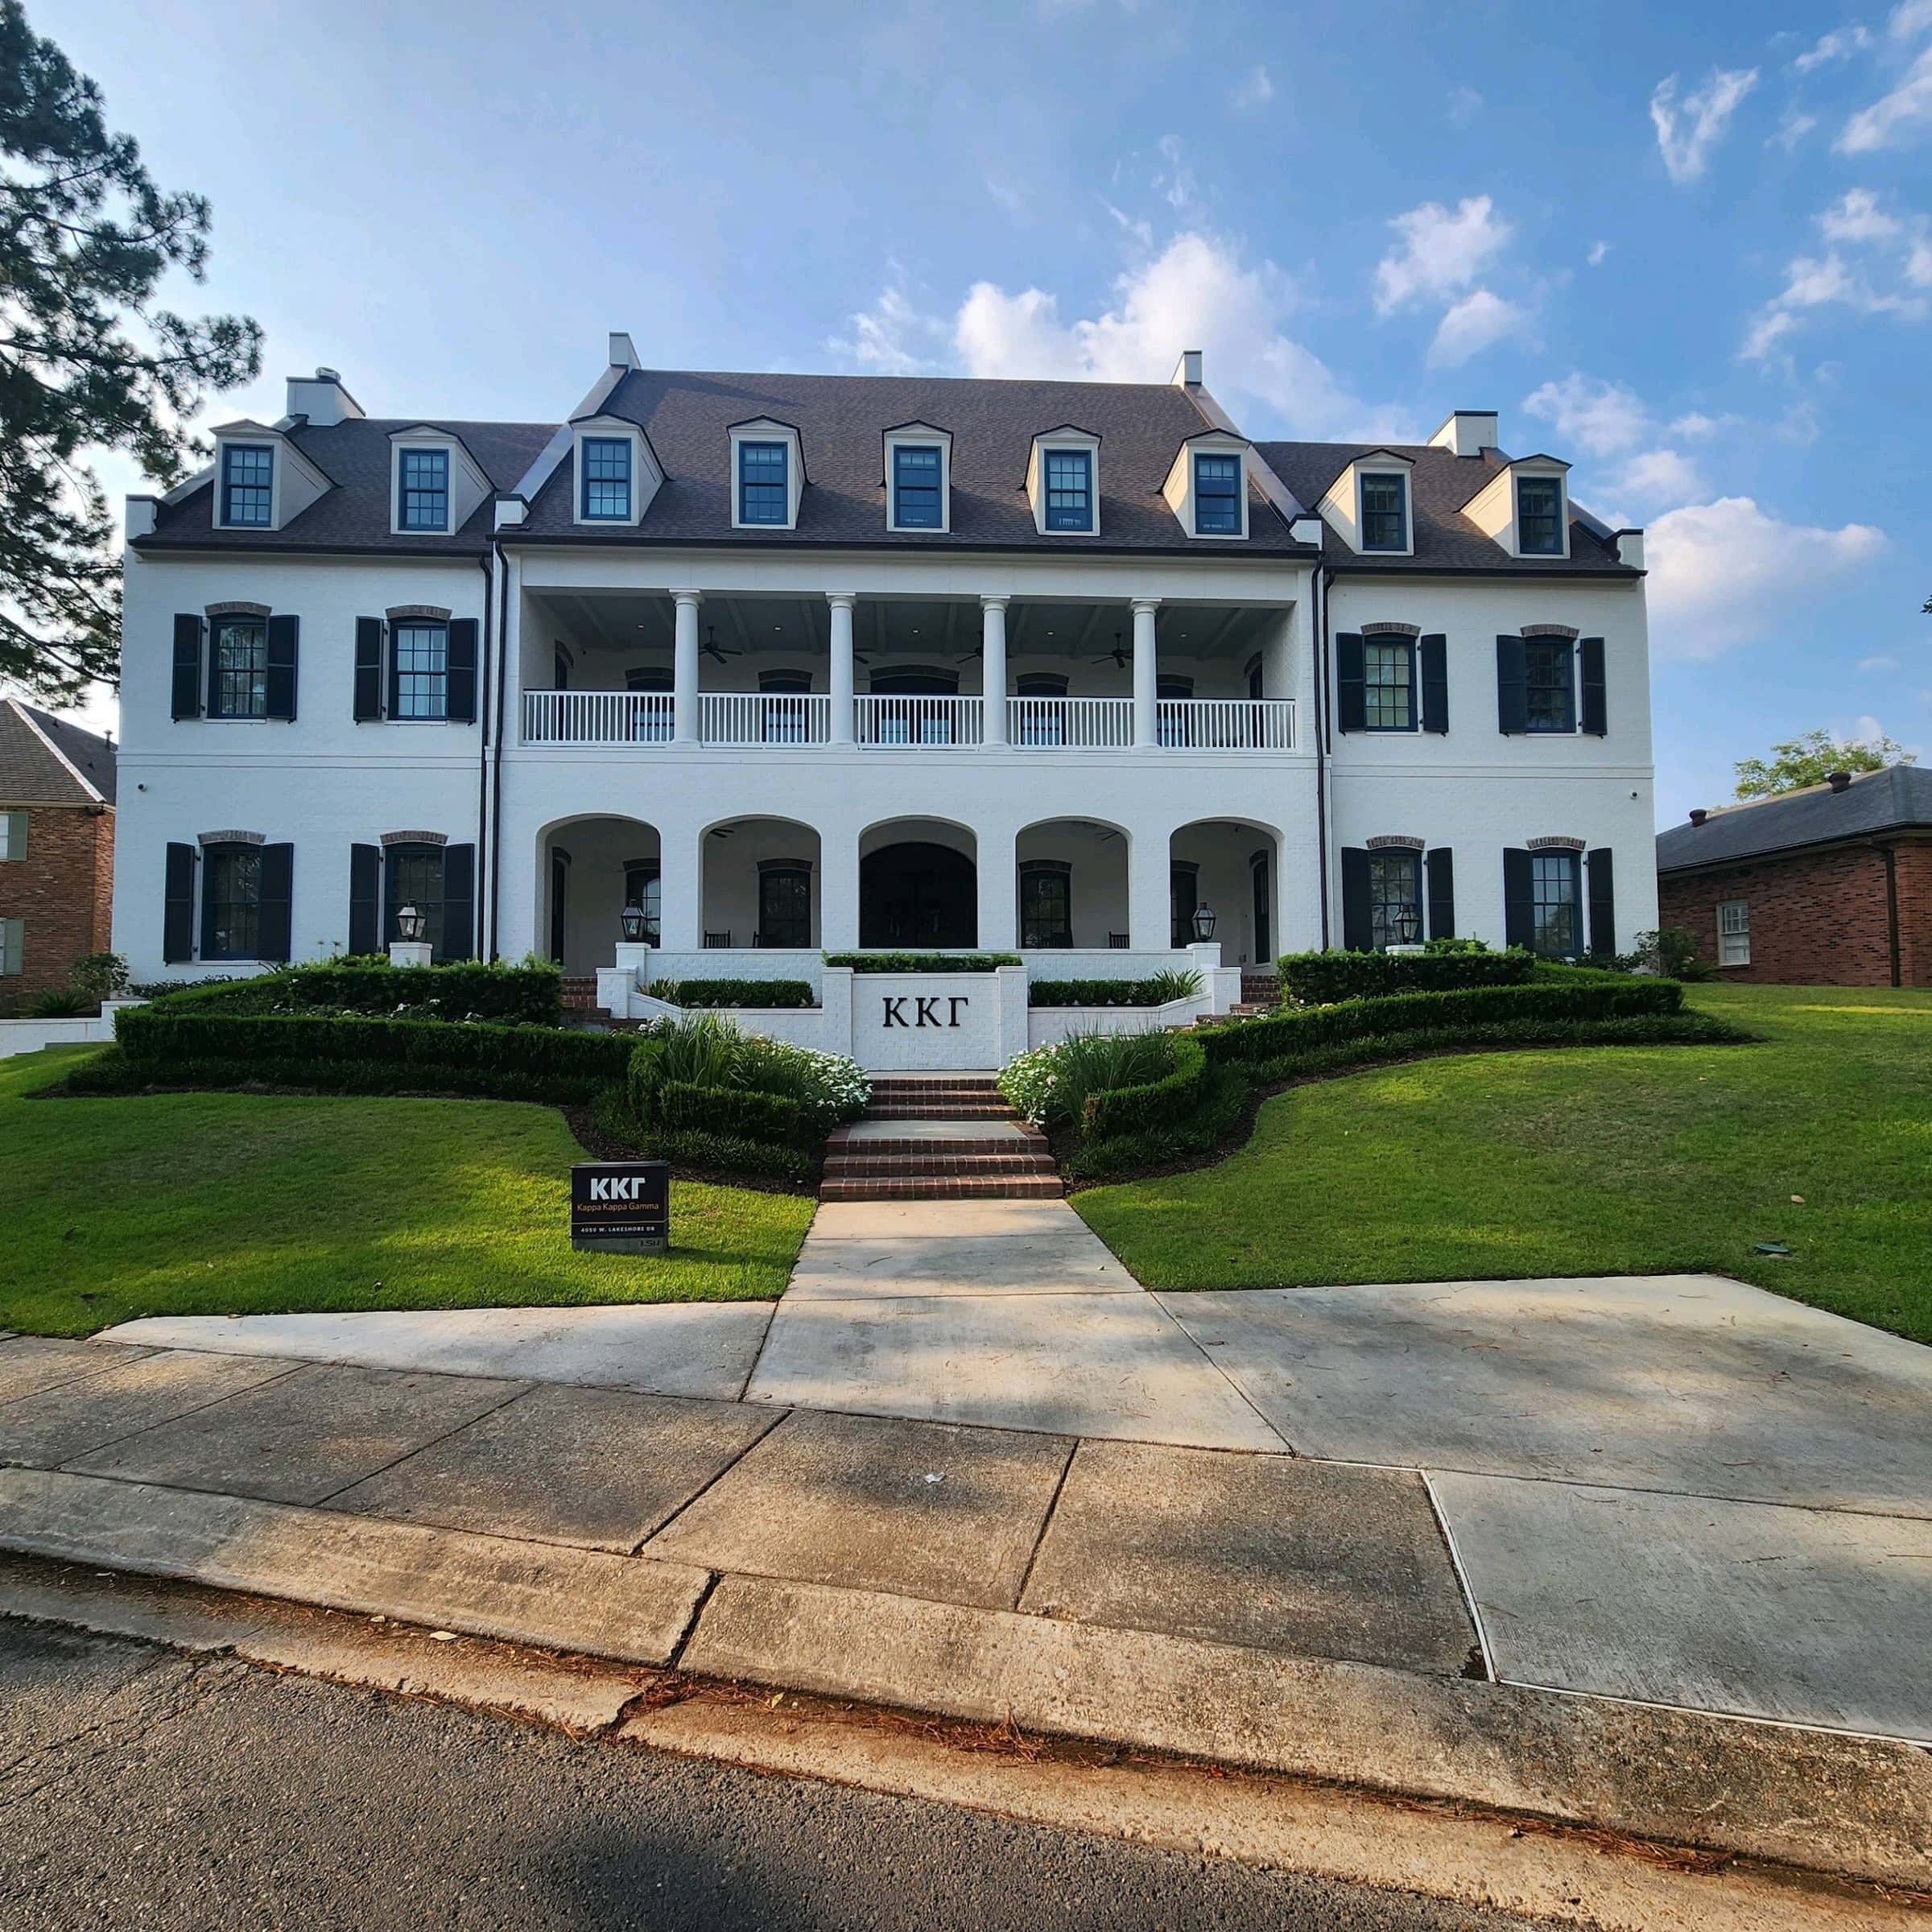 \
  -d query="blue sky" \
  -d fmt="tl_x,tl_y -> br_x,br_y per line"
38,0 -> 1932,824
